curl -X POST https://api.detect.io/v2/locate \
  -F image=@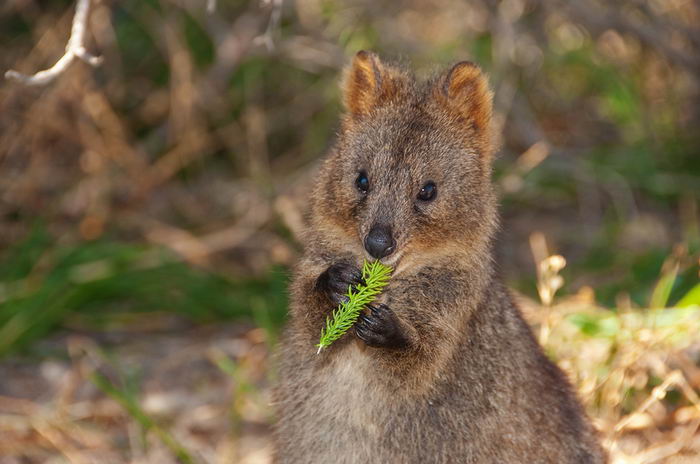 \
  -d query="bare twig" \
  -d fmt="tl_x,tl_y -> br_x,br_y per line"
5,0 -> 102,86
255,0 -> 284,51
